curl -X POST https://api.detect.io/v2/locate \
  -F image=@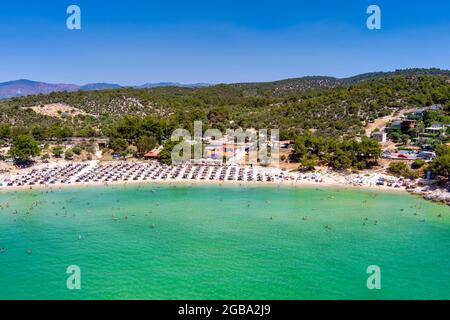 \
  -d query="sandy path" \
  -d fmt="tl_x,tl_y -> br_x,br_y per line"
365,108 -> 416,136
